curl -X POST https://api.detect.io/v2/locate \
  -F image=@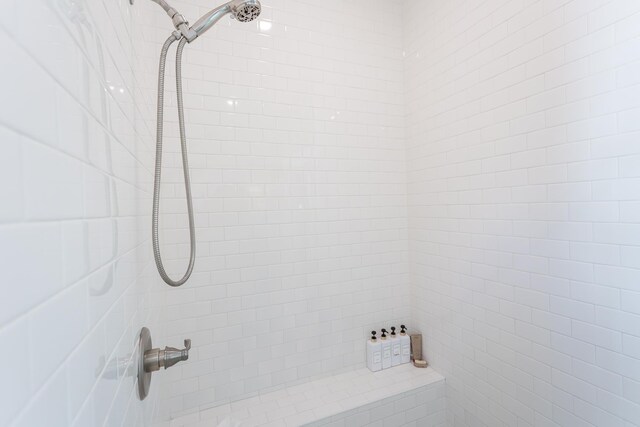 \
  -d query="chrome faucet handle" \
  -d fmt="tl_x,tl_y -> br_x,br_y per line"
138,328 -> 192,401
173,338 -> 191,360
143,338 -> 192,372
161,338 -> 191,369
